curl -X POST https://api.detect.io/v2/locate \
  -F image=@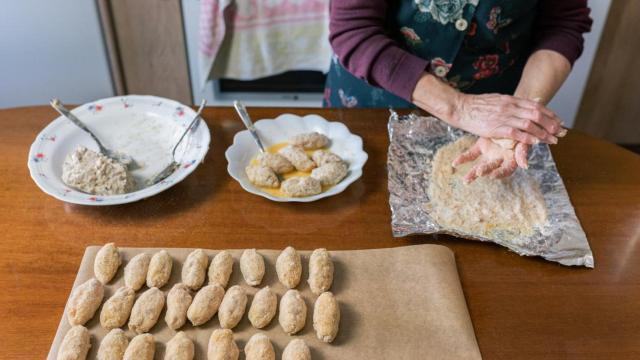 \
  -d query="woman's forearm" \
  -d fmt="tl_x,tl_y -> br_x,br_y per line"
329,0 -> 428,101
411,73 -> 460,122
513,50 -> 572,104
412,50 -> 573,120
411,71 -> 563,144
